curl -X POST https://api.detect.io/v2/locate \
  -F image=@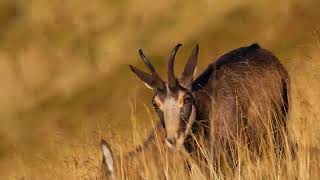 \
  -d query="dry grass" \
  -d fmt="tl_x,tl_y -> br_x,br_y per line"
0,0 -> 320,179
